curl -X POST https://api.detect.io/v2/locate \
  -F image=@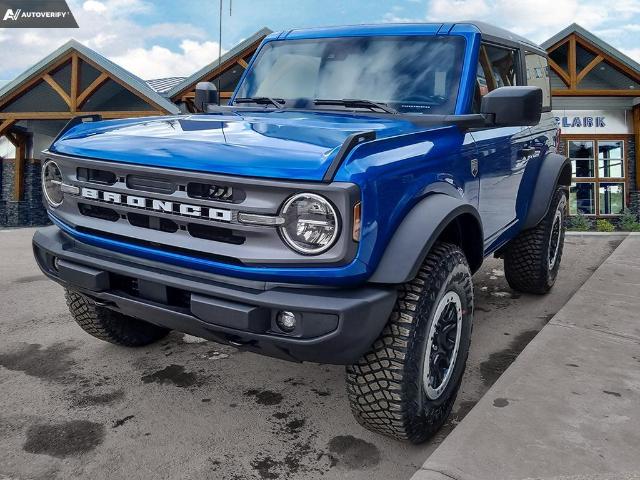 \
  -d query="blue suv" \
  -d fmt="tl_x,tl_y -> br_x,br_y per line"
33,21 -> 571,442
